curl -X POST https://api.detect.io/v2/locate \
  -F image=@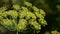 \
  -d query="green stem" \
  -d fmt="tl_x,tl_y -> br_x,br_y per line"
16,31 -> 18,34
